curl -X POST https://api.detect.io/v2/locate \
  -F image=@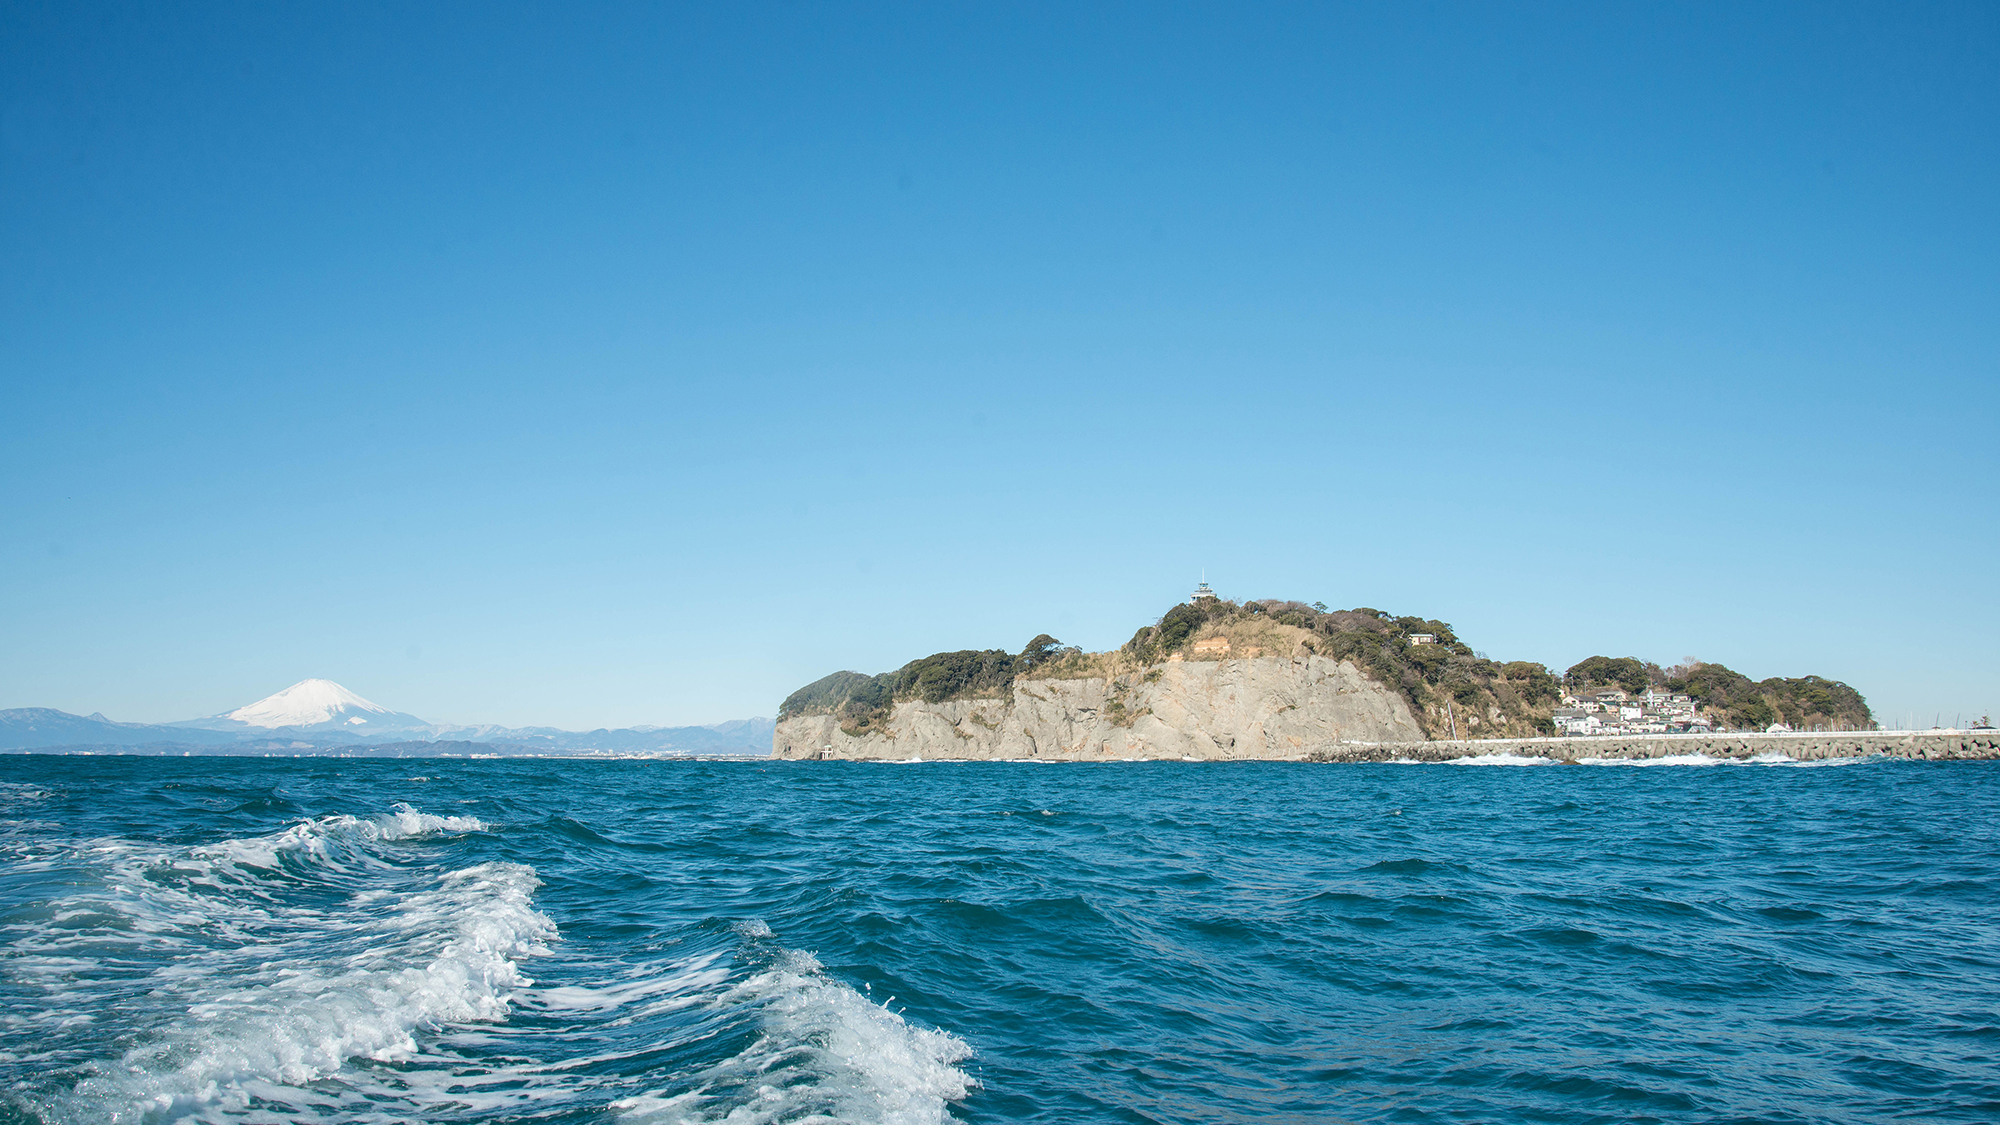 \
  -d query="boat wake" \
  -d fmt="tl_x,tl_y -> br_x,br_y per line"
2,802 -> 974,1124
